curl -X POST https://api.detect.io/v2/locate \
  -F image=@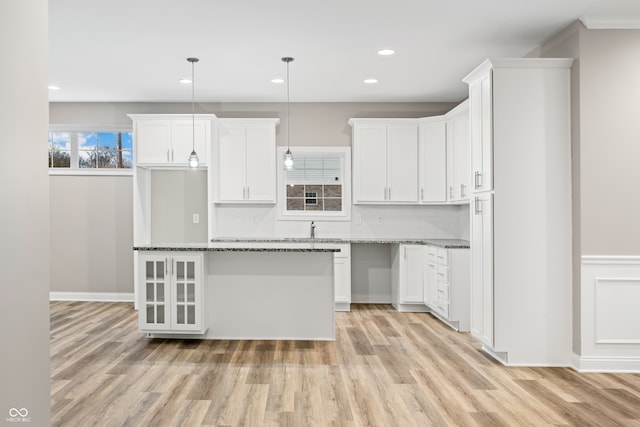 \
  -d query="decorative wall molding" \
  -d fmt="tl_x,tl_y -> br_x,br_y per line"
580,17 -> 640,30
579,255 -> 640,372
50,292 -> 134,302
